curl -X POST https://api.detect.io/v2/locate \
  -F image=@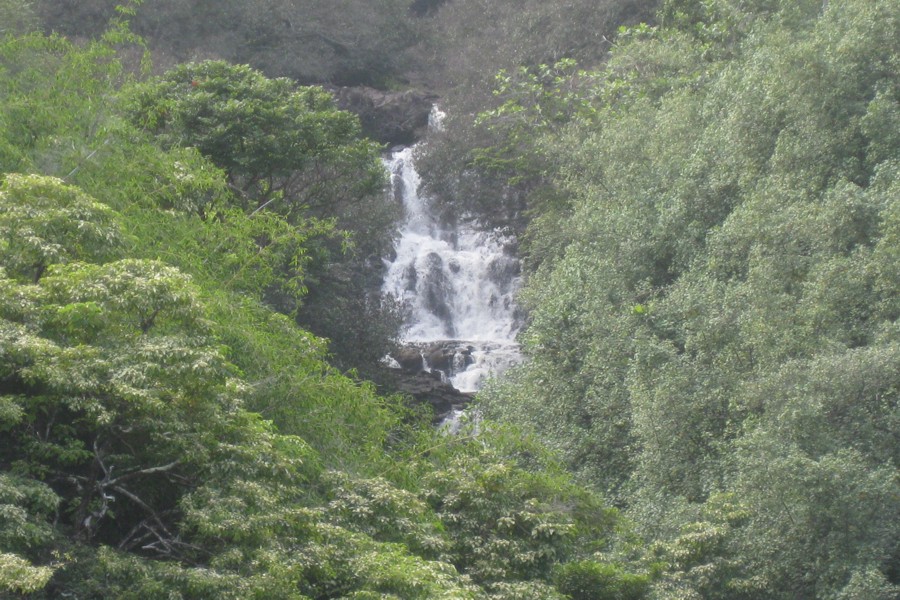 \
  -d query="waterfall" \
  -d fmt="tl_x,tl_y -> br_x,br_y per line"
382,138 -> 521,394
